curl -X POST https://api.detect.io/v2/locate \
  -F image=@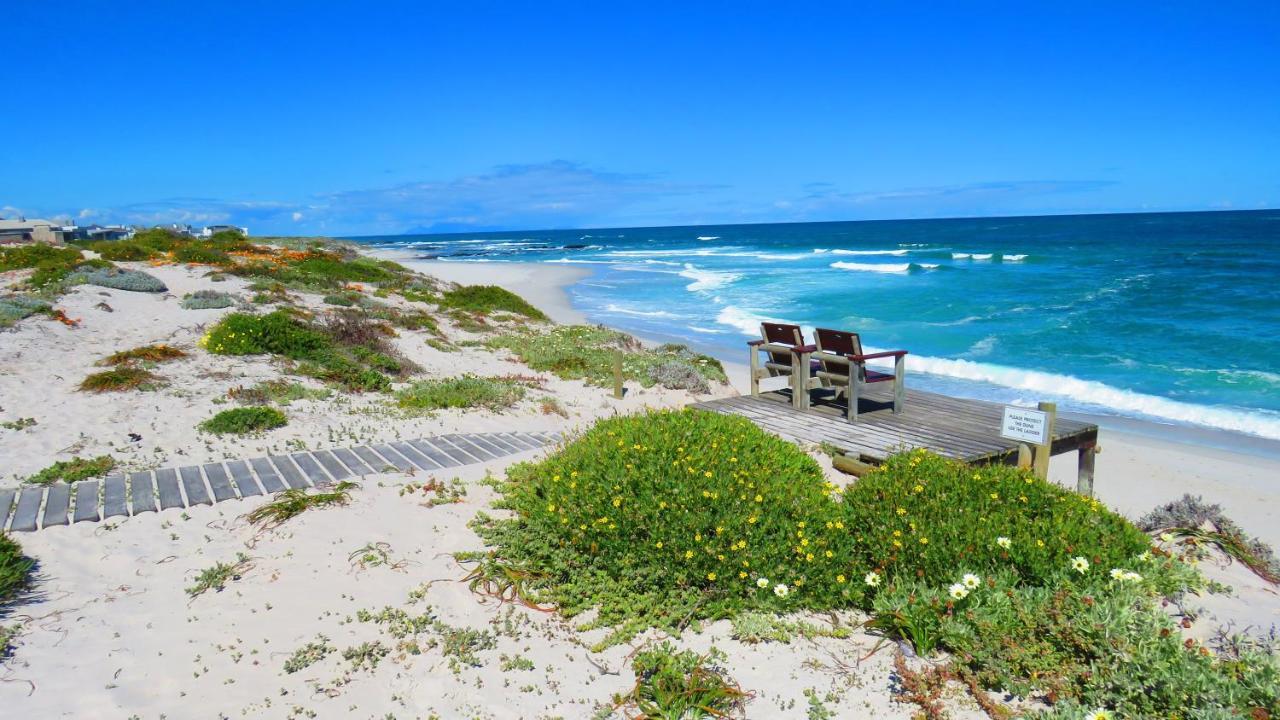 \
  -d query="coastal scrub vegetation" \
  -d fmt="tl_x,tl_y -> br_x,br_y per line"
23,455 -> 116,485
100,343 -> 187,365
474,409 -> 1280,717
199,309 -> 416,392
438,284 -> 549,321
396,375 -> 527,412
181,289 -> 236,309
78,266 -> 168,293
186,552 -> 253,598
612,643 -> 749,719
485,325 -> 727,391
198,406 -> 288,435
245,481 -> 357,532
0,295 -> 52,328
